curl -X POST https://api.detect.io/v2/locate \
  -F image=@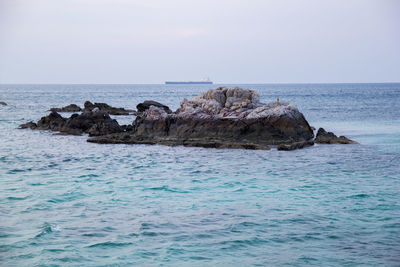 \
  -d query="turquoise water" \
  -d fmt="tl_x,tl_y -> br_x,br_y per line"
0,83 -> 399,266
